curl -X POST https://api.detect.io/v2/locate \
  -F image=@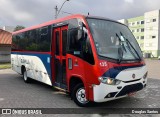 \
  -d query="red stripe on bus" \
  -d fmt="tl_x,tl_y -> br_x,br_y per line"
12,51 -> 51,55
